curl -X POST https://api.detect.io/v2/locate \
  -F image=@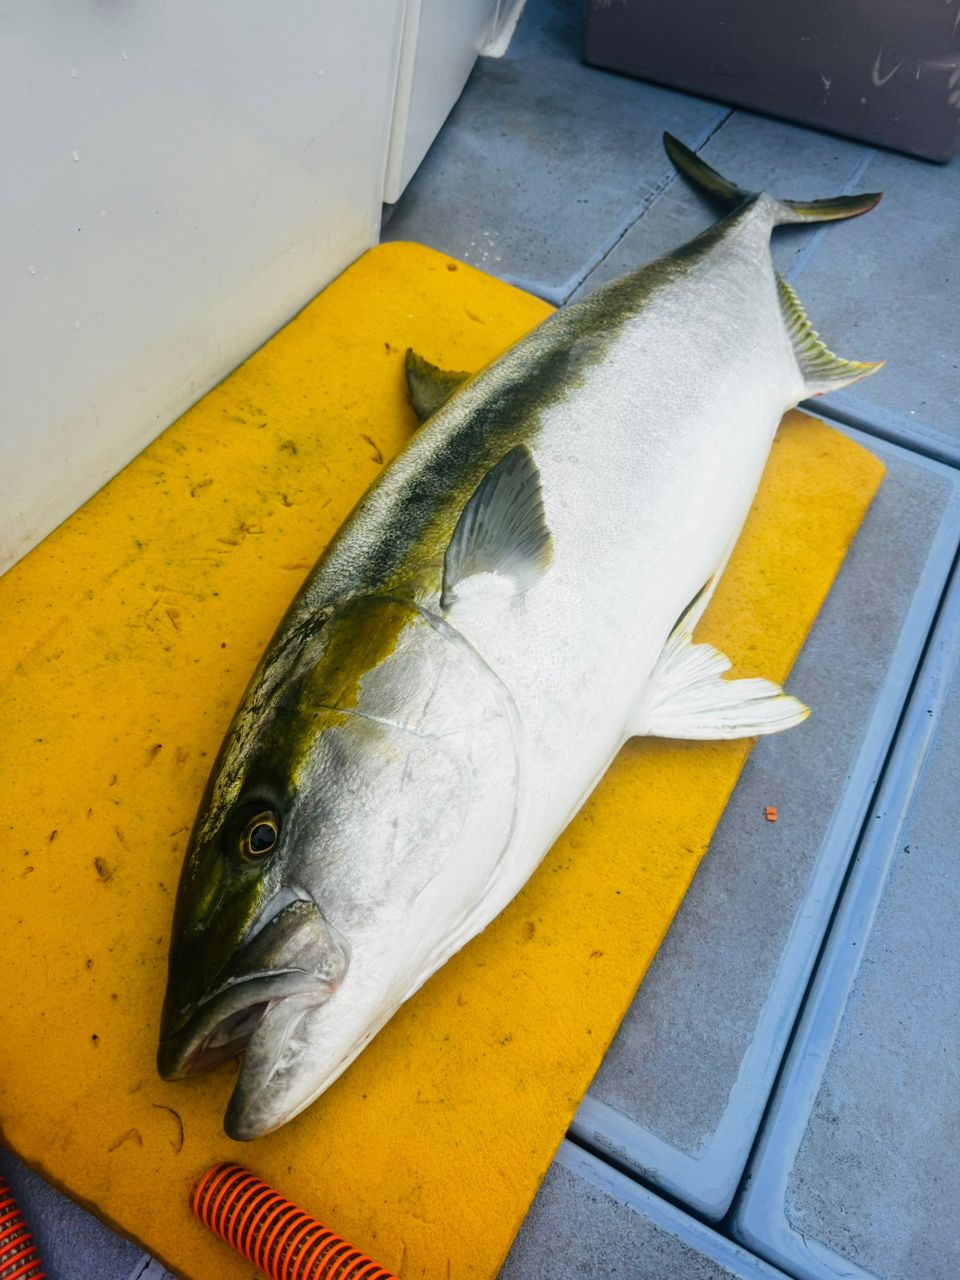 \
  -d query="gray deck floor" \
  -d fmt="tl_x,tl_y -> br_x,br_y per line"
6,1 -> 958,1276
